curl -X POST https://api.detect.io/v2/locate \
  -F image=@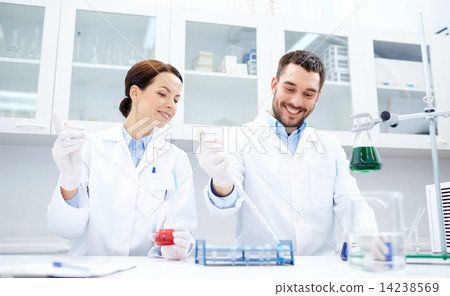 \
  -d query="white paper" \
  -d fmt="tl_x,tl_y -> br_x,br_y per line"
0,262 -> 136,278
